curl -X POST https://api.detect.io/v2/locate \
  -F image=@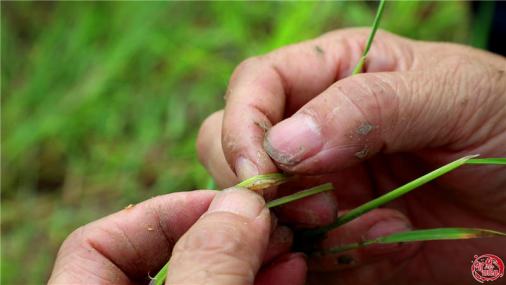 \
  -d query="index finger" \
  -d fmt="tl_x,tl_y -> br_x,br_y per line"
222,28 -> 412,181
48,190 -> 217,284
